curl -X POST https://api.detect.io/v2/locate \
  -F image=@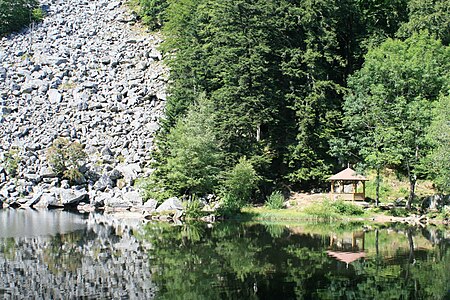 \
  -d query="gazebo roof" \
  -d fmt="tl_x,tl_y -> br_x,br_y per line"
329,167 -> 368,181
